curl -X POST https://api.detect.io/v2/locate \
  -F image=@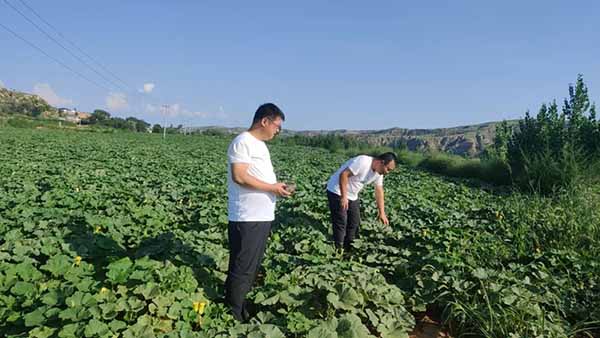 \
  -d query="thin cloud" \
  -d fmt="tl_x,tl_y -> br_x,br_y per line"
32,83 -> 73,106
217,105 -> 229,119
145,102 -> 230,121
106,92 -> 128,111
187,111 -> 210,118
145,103 -> 159,113
0,80 -> 5,88
168,103 -> 181,116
